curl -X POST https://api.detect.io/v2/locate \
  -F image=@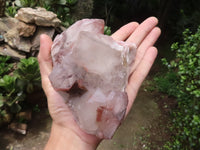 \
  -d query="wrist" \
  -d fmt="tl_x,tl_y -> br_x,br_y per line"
45,123 -> 98,150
